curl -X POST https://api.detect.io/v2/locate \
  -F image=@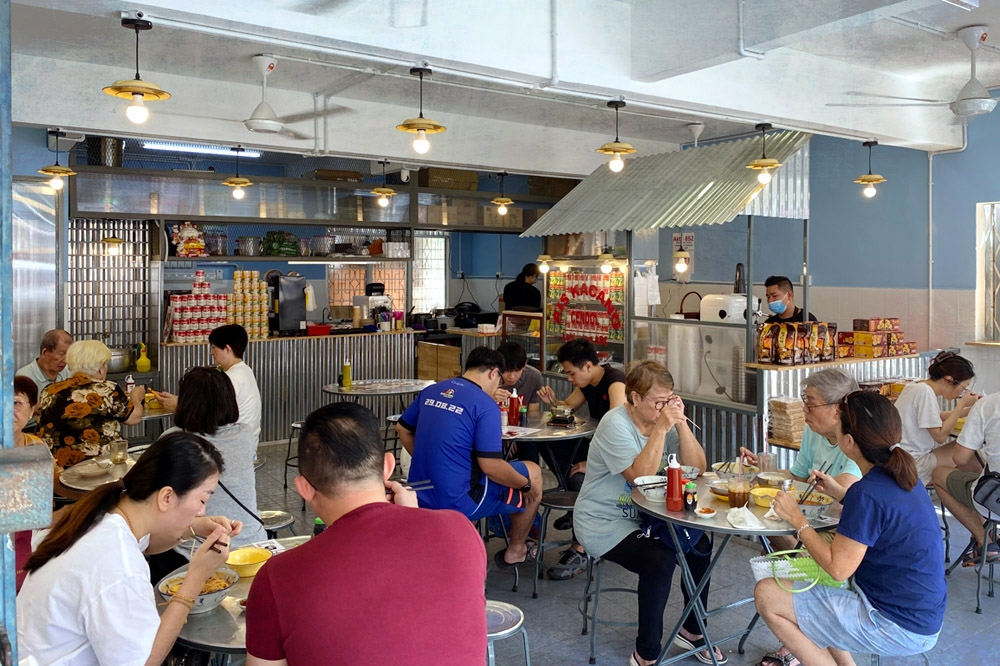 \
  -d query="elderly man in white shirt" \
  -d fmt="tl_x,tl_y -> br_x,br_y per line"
17,329 -> 73,392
